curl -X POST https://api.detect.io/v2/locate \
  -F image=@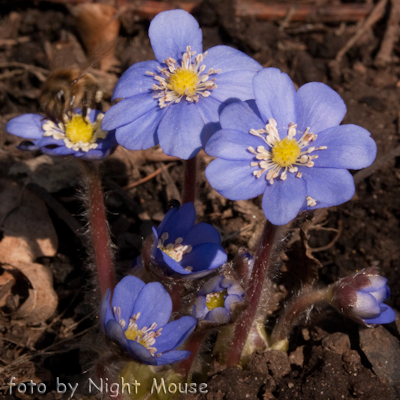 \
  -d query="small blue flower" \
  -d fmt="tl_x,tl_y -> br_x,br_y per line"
192,275 -> 245,324
151,202 -> 227,279
100,276 -> 197,365
102,9 -> 262,160
205,68 -> 377,225
330,267 -> 395,325
6,109 -> 117,160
